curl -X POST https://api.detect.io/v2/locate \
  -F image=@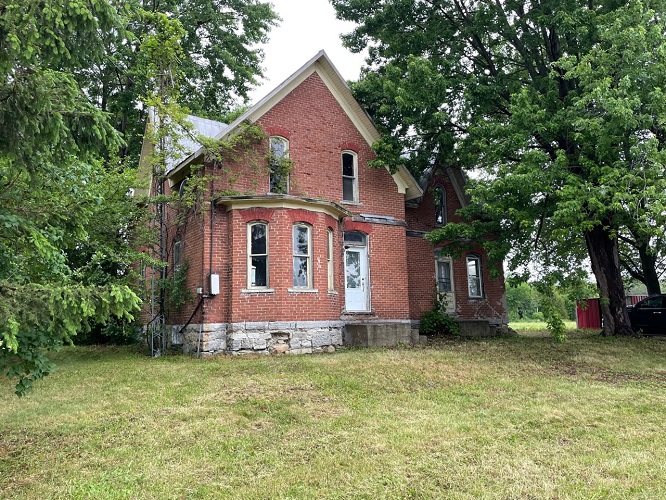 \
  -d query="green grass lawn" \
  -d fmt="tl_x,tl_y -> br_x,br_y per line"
2,331 -> 666,499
